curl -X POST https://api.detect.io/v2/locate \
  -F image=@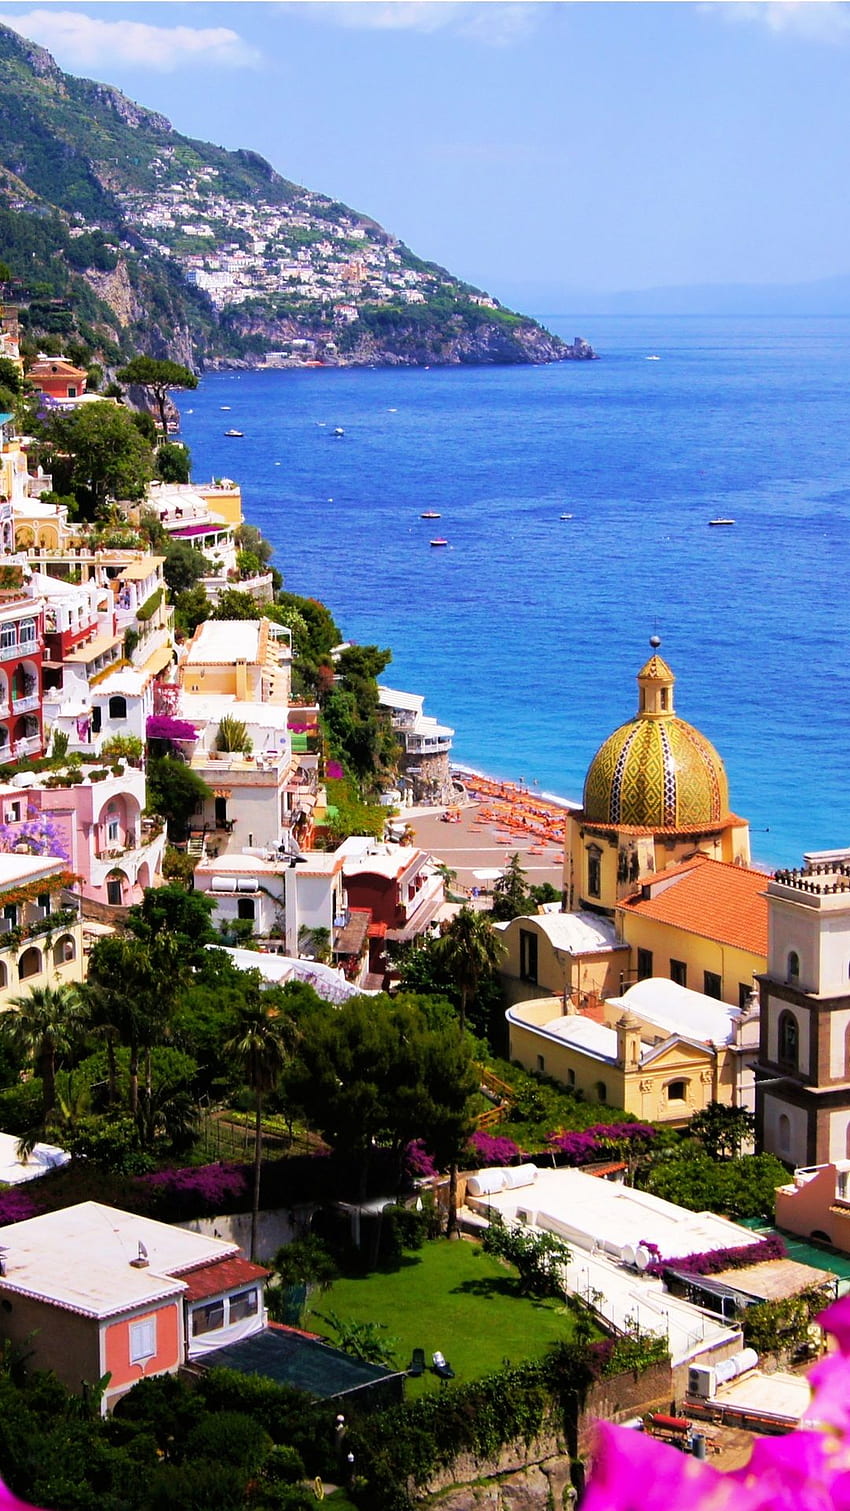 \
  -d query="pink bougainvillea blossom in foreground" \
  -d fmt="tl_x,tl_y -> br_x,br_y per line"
0,1482 -> 44,1511
582,1294 -> 850,1511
